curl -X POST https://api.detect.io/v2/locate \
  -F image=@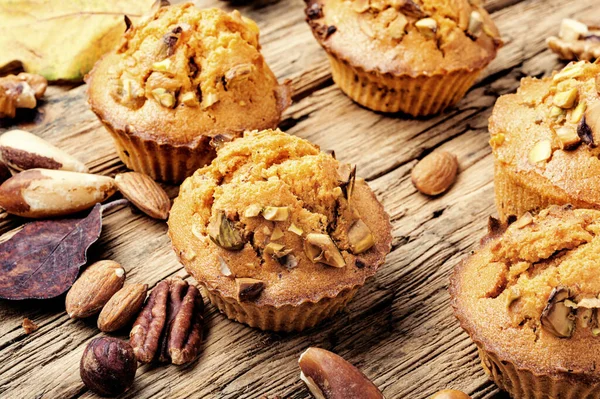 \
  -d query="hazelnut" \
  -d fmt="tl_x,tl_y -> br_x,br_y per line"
80,337 -> 137,397
430,389 -> 472,399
